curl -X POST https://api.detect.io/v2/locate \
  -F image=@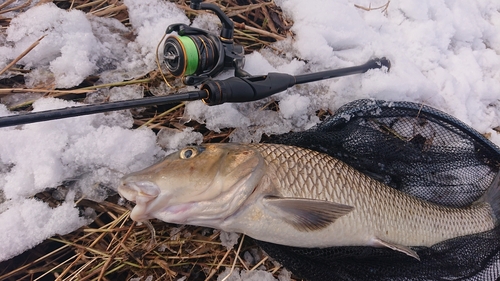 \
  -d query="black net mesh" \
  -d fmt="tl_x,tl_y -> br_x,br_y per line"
259,99 -> 500,281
